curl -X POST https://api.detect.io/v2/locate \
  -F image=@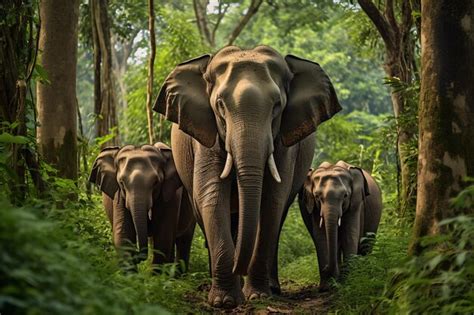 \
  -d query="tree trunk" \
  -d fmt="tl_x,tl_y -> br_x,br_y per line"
37,0 -> 80,180
146,0 -> 156,144
91,0 -> 119,146
358,0 -> 418,215
0,2 -> 47,202
410,0 -> 474,254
